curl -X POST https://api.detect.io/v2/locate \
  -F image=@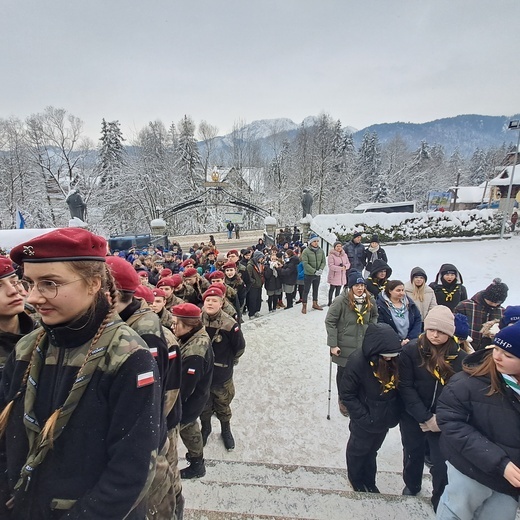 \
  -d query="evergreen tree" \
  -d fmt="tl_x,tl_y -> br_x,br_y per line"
97,119 -> 125,188
357,131 -> 381,202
